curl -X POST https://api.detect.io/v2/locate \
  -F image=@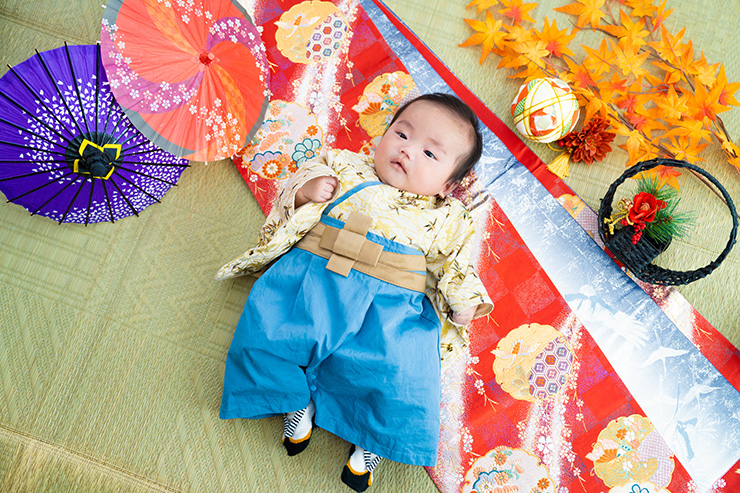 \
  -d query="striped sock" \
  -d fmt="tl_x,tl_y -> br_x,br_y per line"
341,444 -> 382,492
281,401 -> 315,456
